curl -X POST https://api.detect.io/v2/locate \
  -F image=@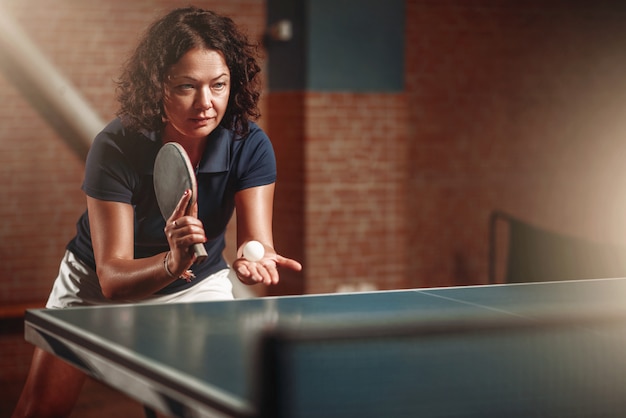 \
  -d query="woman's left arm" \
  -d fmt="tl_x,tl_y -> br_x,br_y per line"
233,183 -> 302,285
